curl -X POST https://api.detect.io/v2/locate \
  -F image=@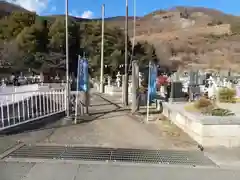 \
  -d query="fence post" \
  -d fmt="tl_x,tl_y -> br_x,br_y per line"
64,87 -> 67,112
